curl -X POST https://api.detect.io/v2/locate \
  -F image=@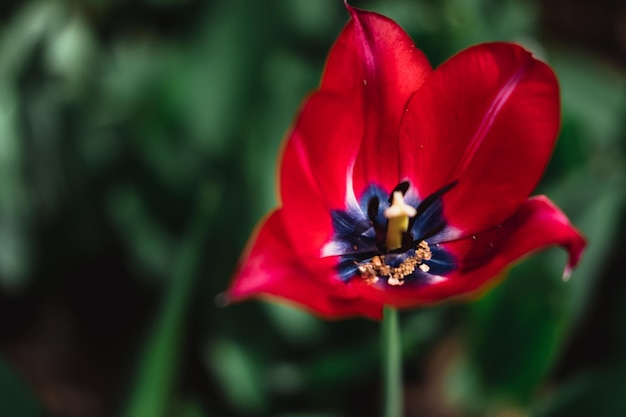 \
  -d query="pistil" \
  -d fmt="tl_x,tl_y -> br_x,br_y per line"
384,191 -> 417,250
